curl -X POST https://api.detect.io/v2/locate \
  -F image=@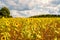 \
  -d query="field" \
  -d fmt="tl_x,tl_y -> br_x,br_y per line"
0,17 -> 60,40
